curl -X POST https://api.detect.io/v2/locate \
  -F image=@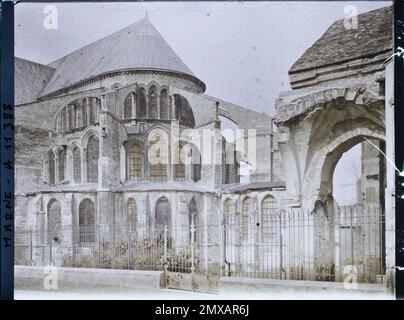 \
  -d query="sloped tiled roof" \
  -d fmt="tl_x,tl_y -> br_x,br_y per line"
14,57 -> 55,105
289,6 -> 393,73
40,16 -> 198,97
